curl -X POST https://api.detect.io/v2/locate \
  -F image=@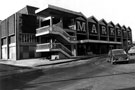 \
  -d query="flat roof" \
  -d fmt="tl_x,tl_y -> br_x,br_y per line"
36,5 -> 85,18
